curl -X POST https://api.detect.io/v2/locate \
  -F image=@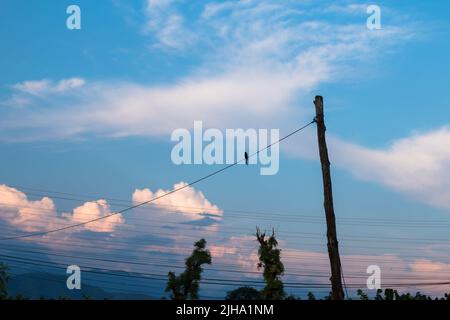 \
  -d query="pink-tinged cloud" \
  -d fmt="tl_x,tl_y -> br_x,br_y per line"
410,259 -> 450,273
132,182 -> 223,220
0,184 -> 124,234
62,199 -> 124,233
200,234 -> 450,296
285,127 -> 450,212
329,127 -> 450,211
0,184 -> 58,232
